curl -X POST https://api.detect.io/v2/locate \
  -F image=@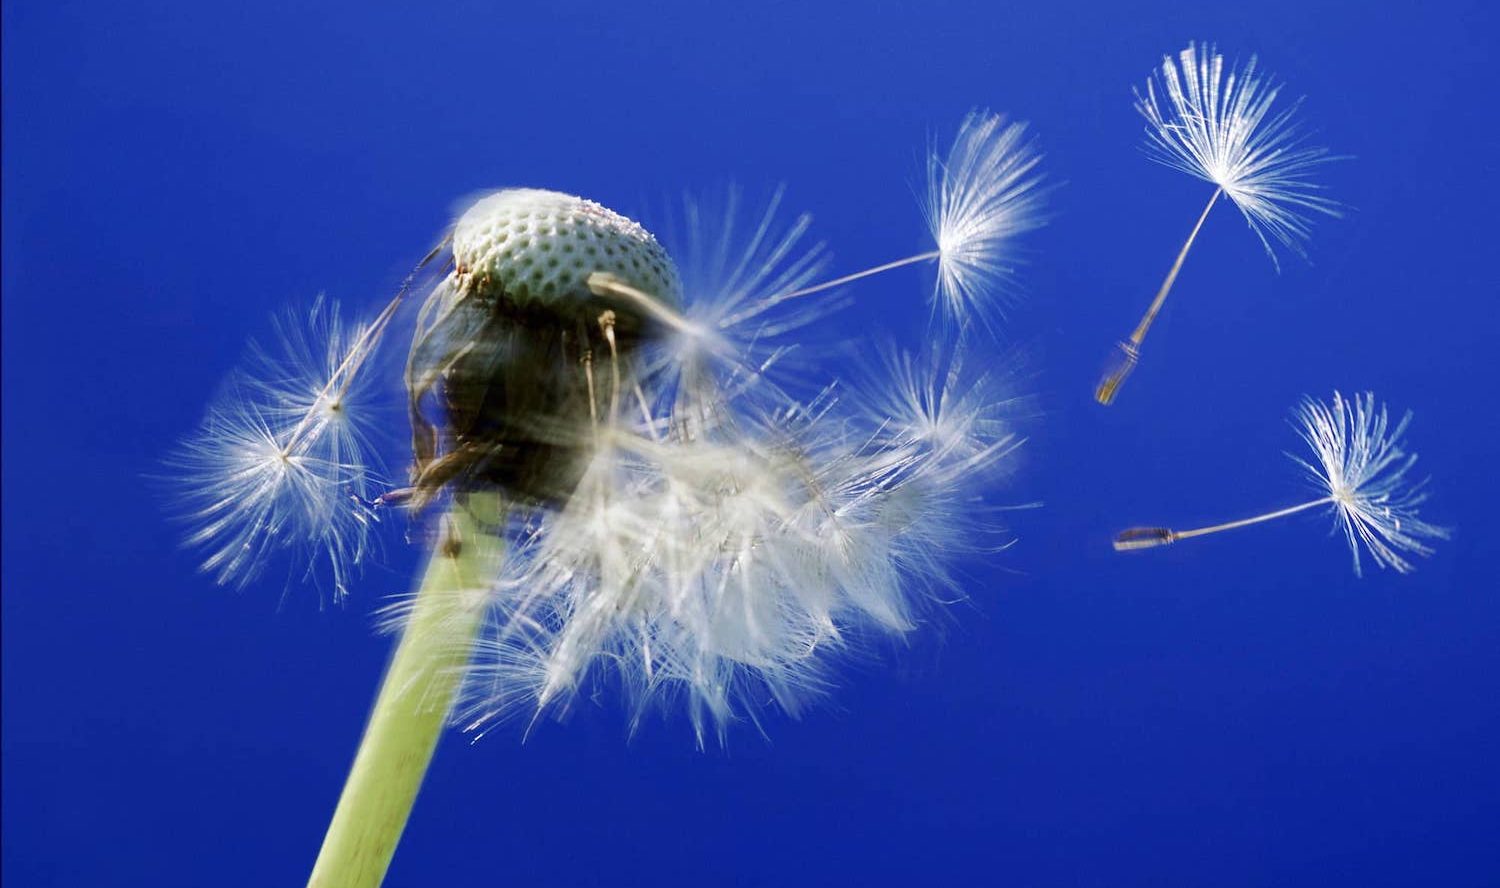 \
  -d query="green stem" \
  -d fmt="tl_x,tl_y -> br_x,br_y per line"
307,494 -> 503,888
